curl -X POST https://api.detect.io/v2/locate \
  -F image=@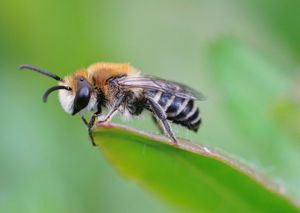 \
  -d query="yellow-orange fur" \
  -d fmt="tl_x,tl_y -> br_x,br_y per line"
63,63 -> 139,102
